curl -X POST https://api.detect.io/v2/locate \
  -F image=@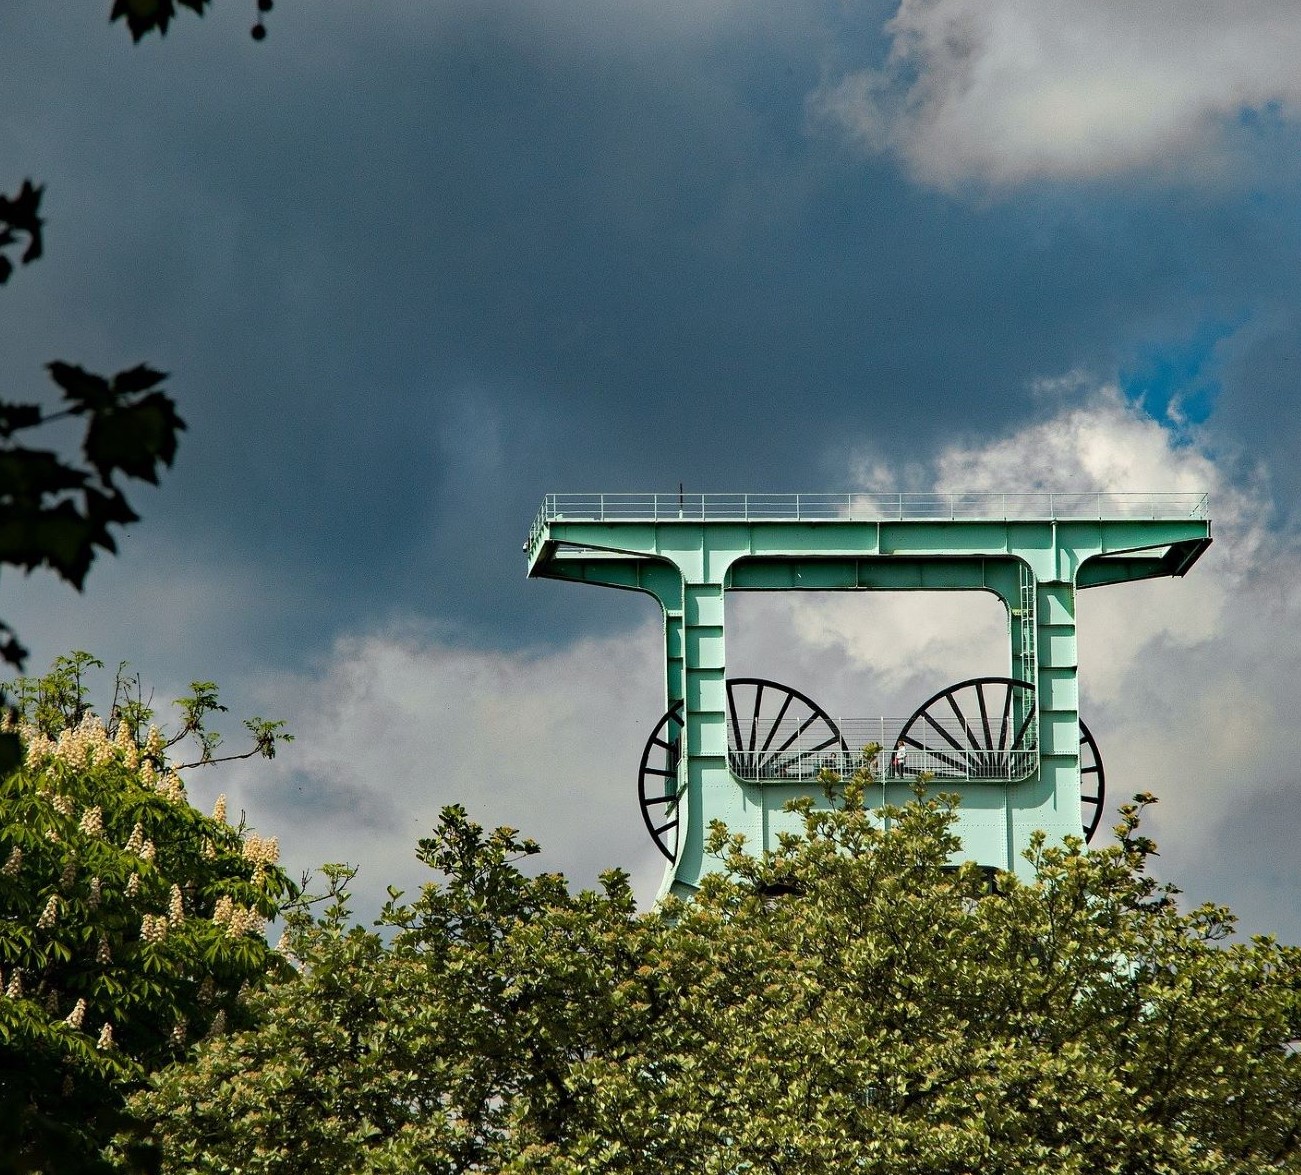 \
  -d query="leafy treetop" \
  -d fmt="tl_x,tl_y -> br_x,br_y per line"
134,765 -> 1301,1174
